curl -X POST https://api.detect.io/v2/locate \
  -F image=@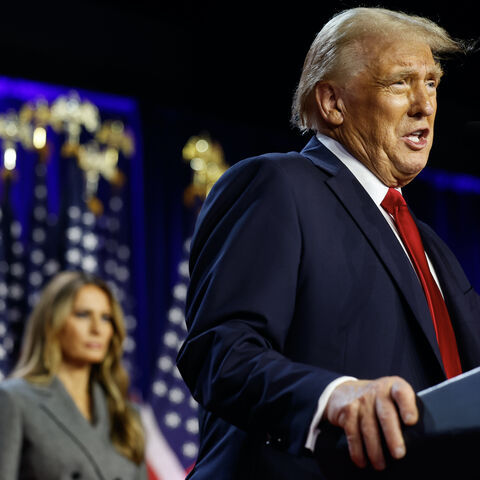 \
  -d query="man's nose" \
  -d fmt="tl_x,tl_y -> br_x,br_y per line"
409,84 -> 435,117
